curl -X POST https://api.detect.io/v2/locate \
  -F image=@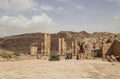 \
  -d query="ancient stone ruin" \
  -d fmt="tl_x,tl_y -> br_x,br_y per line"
0,31 -> 120,61
58,38 -> 66,56
28,33 -> 120,61
41,33 -> 51,56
